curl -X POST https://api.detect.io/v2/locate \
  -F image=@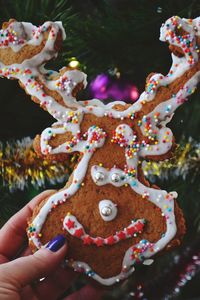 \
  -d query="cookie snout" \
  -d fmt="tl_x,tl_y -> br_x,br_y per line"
99,199 -> 118,221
